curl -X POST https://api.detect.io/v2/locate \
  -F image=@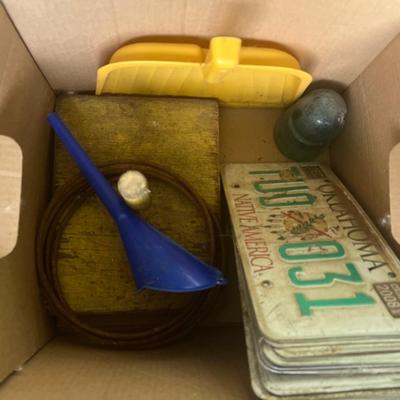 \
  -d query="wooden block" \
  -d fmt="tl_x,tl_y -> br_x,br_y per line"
54,95 -> 219,313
